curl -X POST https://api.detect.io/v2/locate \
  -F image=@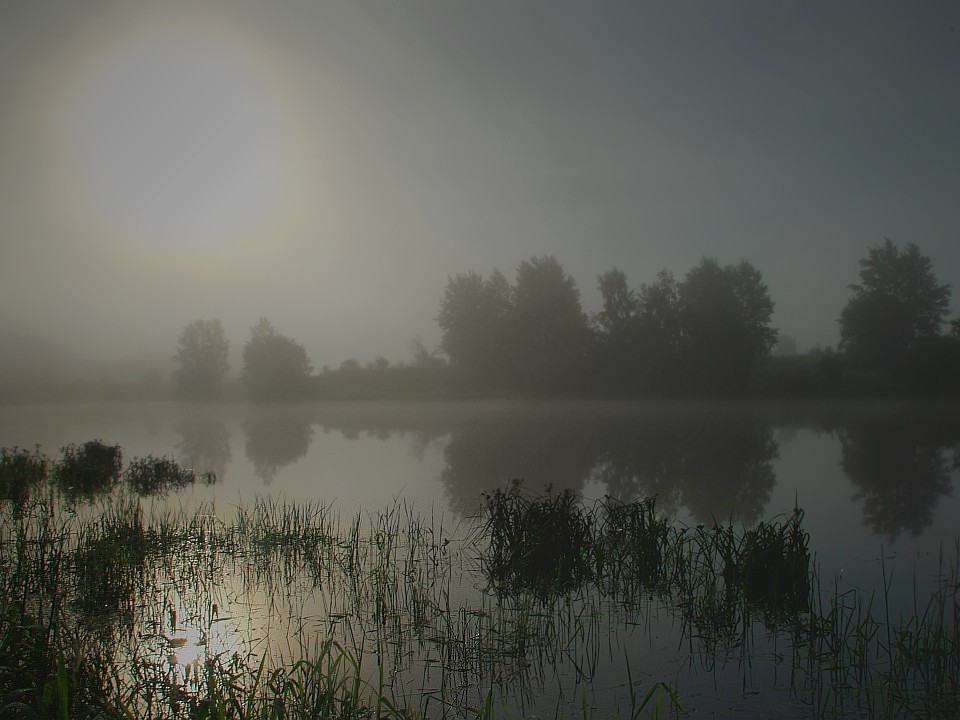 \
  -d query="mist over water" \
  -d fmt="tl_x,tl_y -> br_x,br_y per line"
3,399 -> 957,590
